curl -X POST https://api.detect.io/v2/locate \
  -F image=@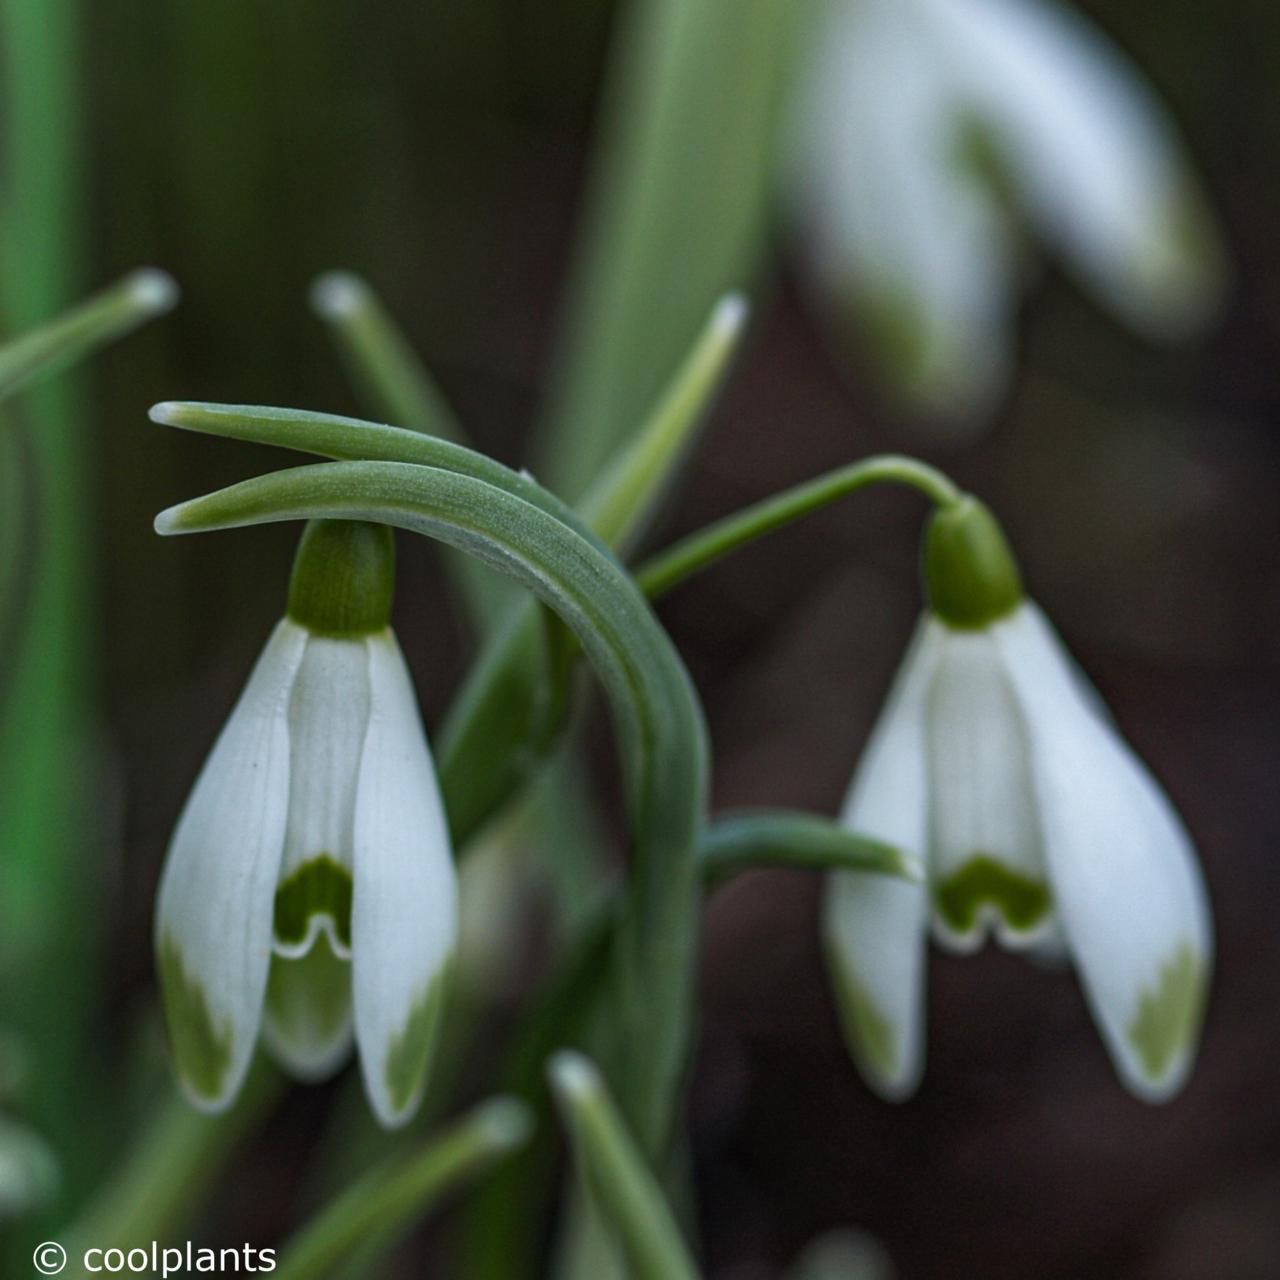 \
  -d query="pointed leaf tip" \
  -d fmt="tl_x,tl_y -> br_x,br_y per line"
127,268 -> 180,314
548,1049 -> 601,1101
711,291 -> 750,338
310,271 -> 369,319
